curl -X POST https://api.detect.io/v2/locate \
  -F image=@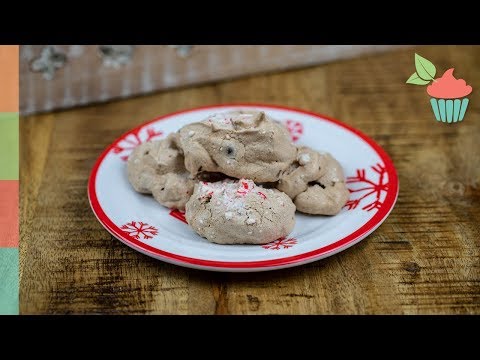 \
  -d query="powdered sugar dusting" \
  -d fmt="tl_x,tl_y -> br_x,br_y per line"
205,111 -> 259,130
196,179 -> 274,219
205,113 -> 234,129
298,153 -> 311,165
